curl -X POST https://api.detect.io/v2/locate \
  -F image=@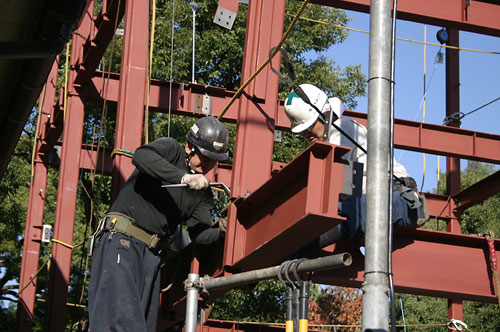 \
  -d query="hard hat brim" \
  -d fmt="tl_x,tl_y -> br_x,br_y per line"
291,116 -> 318,133
198,146 -> 229,161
